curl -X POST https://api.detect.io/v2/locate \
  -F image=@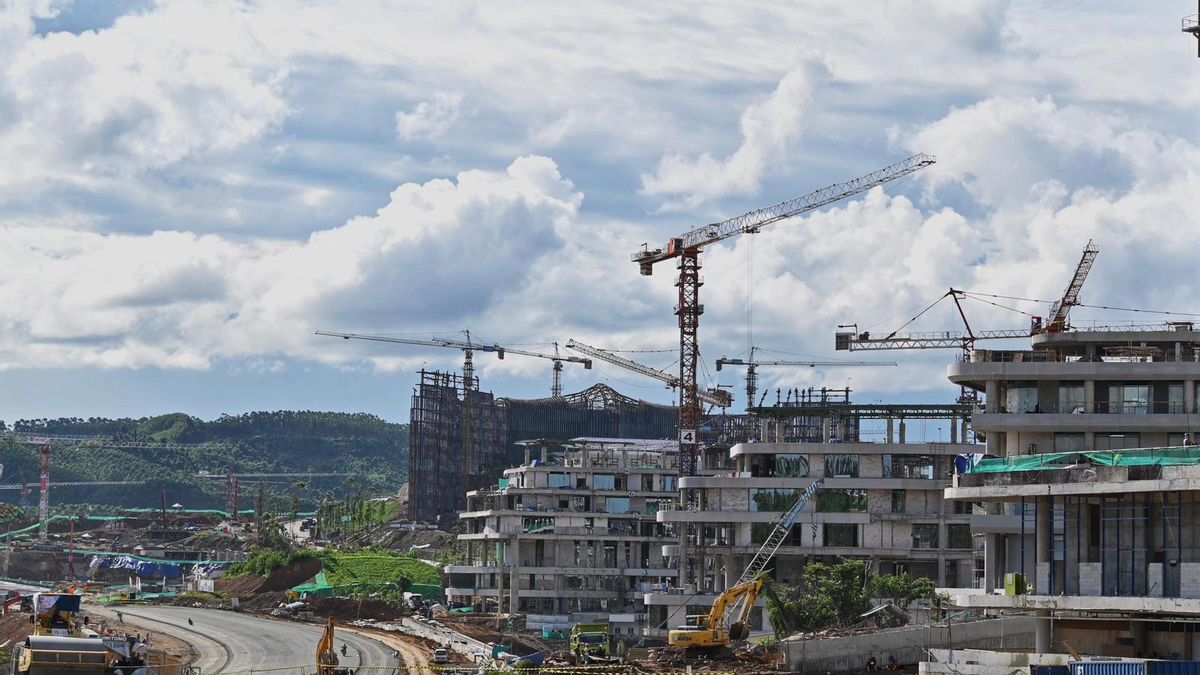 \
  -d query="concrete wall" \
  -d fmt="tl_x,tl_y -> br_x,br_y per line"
783,617 -> 1037,673
1079,562 -> 1102,595
1182,563 -> 1200,598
